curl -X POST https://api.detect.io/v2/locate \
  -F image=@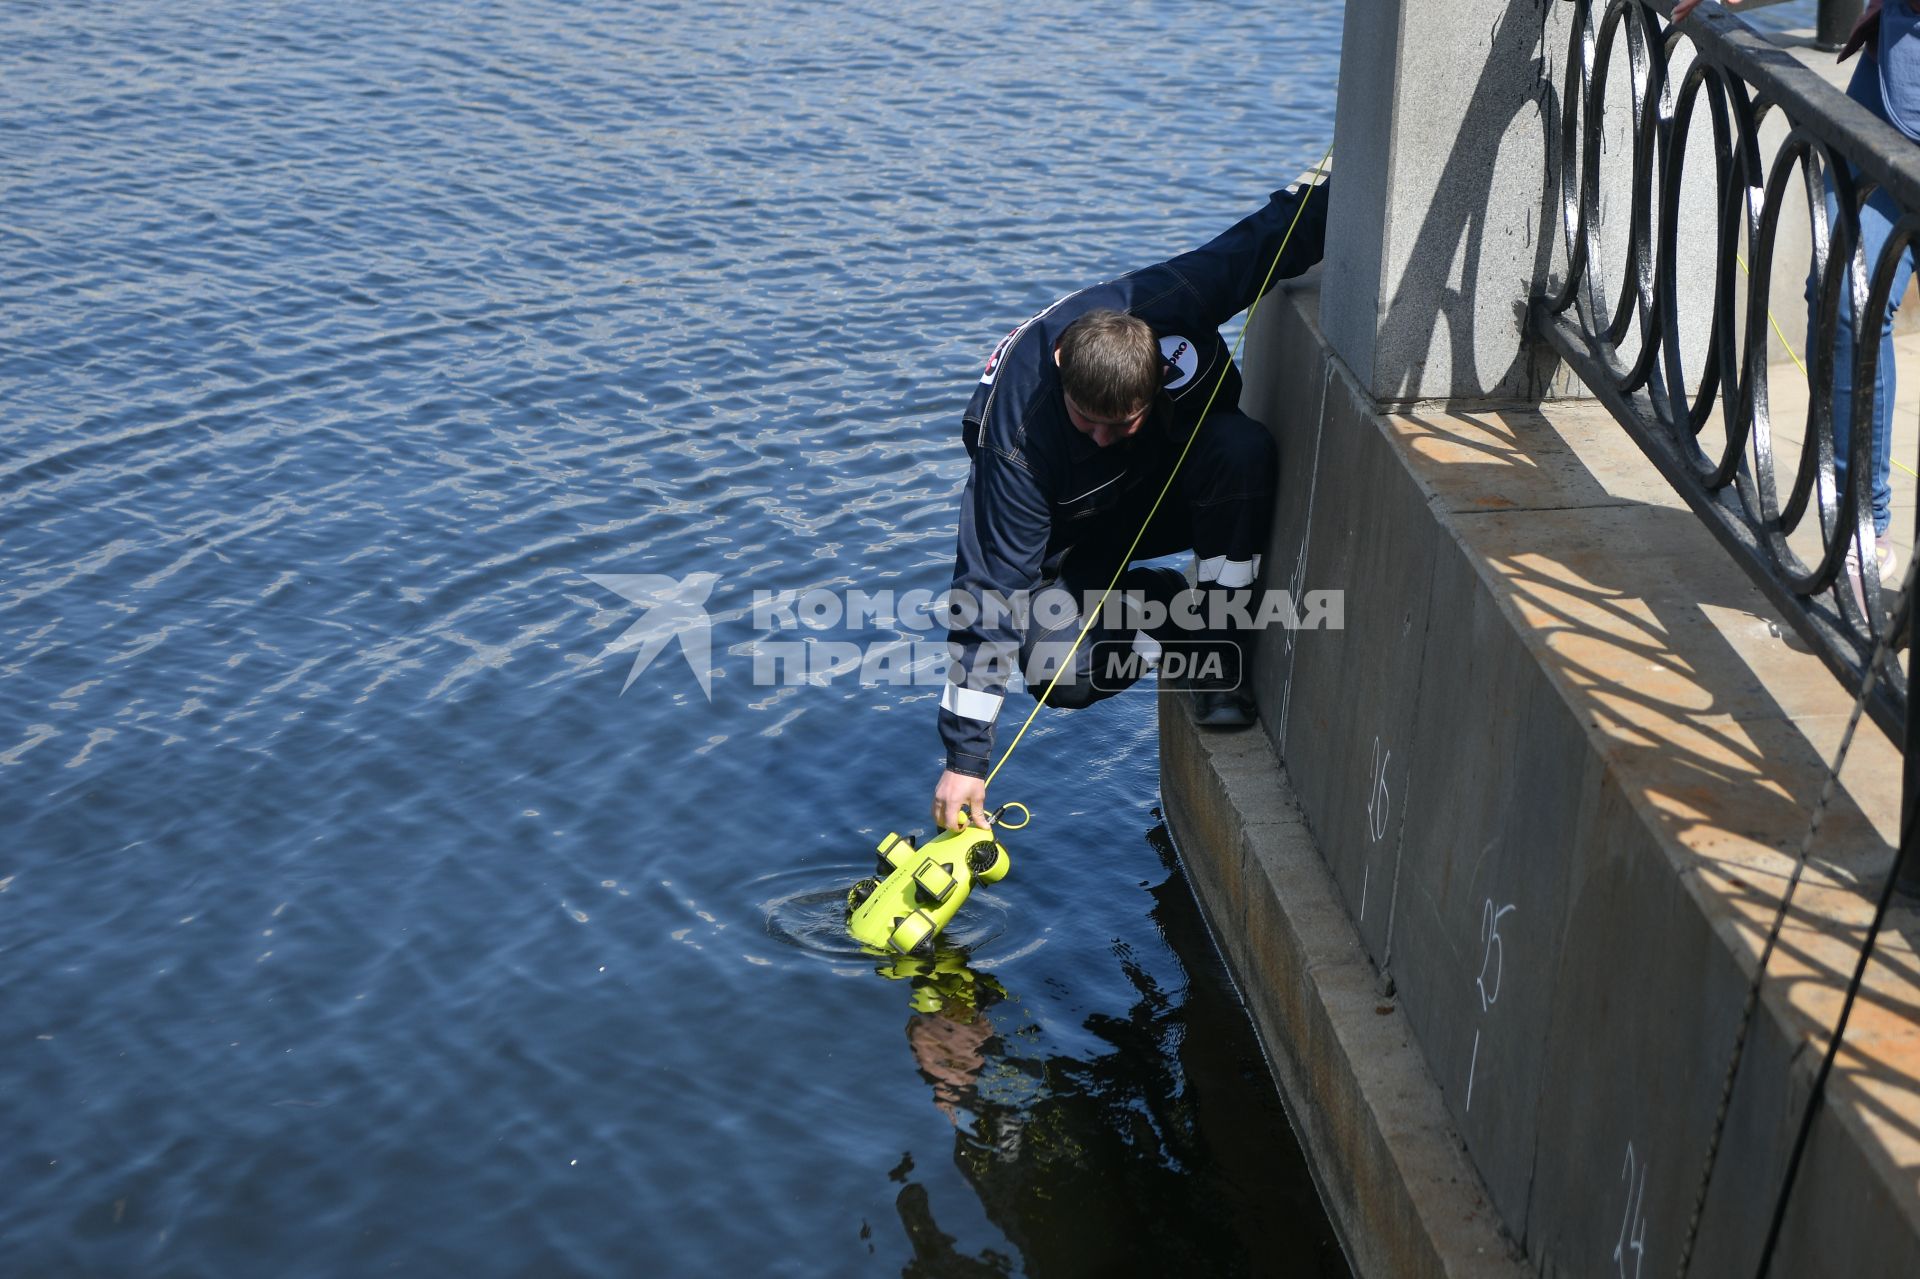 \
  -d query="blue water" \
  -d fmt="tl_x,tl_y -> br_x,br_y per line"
1740,1 -> 1828,37
1,2 -> 1347,1274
